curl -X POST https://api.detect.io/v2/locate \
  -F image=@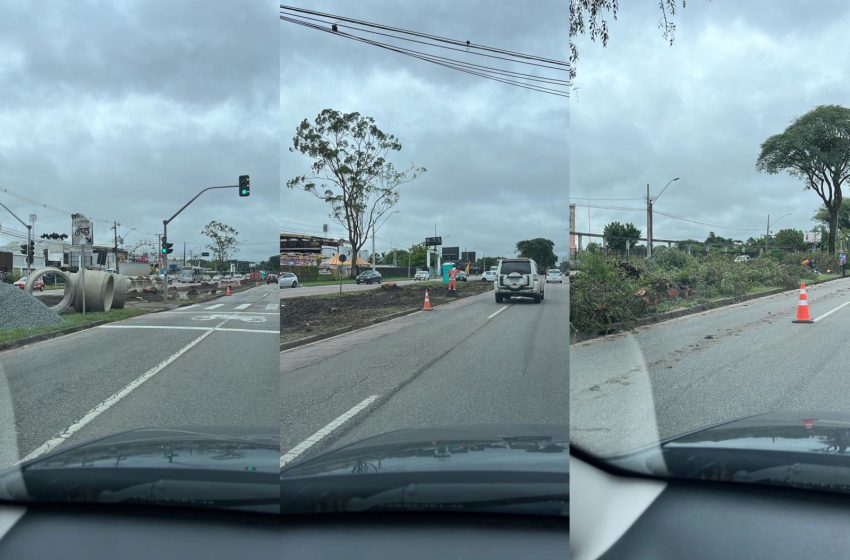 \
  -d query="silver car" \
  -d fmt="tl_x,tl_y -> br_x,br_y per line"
279,272 -> 299,288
